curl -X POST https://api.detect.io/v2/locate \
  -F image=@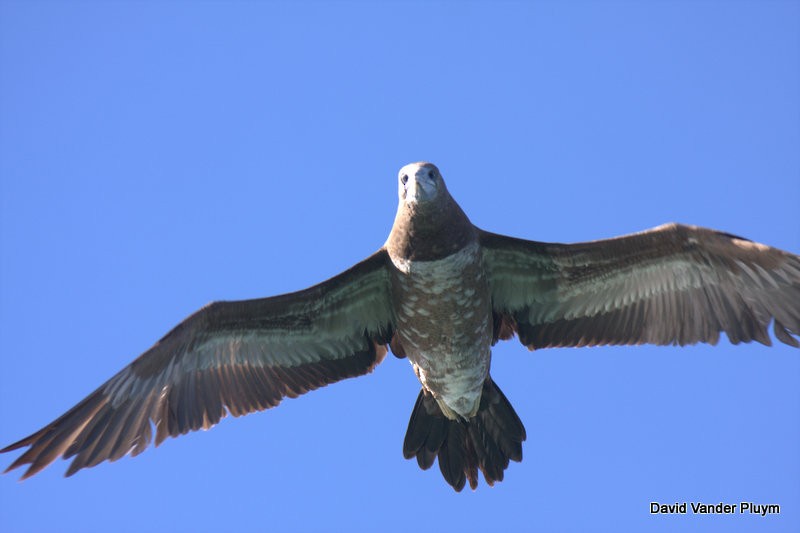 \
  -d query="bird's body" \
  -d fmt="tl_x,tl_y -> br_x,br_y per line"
3,162 -> 799,491
385,173 -> 491,419
389,240 -> 491,419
